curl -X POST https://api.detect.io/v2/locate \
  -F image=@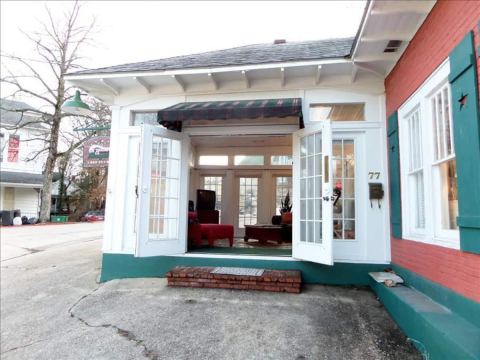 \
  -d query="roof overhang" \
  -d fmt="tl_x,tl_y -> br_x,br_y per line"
352,0 -> 436,76
65,0 -> 436,101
